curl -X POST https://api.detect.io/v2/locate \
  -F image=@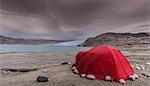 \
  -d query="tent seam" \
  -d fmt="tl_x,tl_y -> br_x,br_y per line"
107,46 -> 118,81
115,50 -> 128,79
